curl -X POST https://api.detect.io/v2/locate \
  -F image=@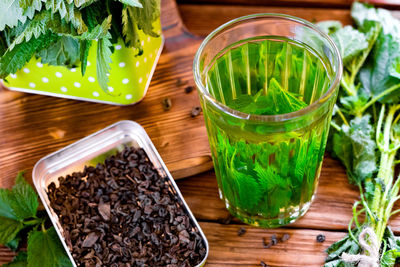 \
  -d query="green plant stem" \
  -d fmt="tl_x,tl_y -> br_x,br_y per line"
341,78 -> 357,96
331,121 -> 341,131
371,105 -> 400,243
336,107 -> 349,126
358,84 -> 400,116
23,218 -> 42,226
